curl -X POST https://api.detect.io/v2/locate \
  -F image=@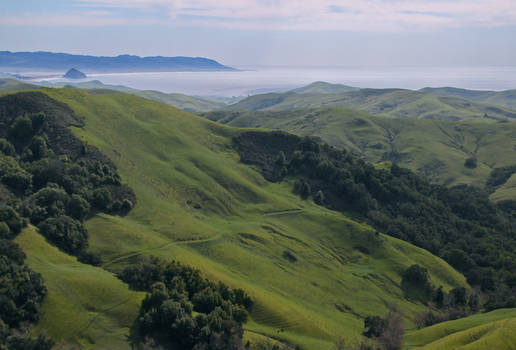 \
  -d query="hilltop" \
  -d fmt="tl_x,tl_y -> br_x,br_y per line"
227,86 -> 516,121
0,78 -> 226,112
63,68 -> 87,79
0,51 -> 236,72
290,81 -> 358,94
421,86 -> 516,111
